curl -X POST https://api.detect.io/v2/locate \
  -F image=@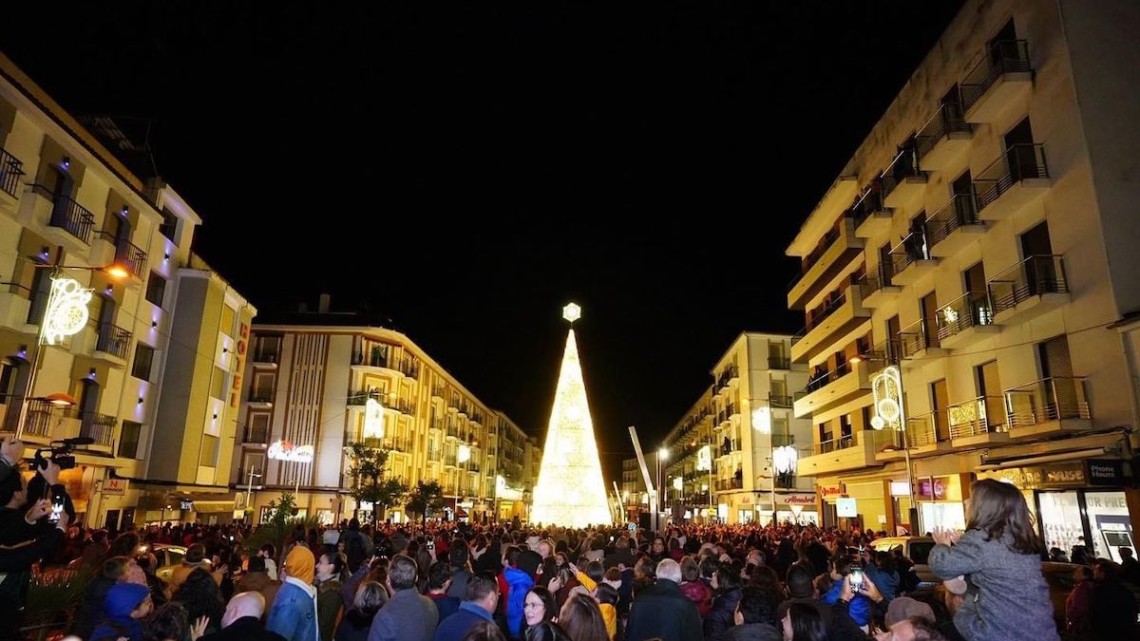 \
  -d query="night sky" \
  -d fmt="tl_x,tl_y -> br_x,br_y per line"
2,1 -> 965,482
